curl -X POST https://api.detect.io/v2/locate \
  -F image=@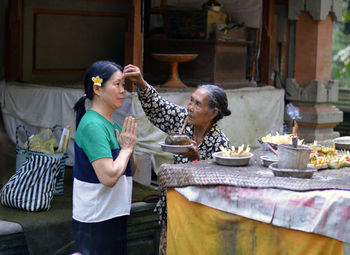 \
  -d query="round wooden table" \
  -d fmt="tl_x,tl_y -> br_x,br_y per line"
152,53 -> 198,88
